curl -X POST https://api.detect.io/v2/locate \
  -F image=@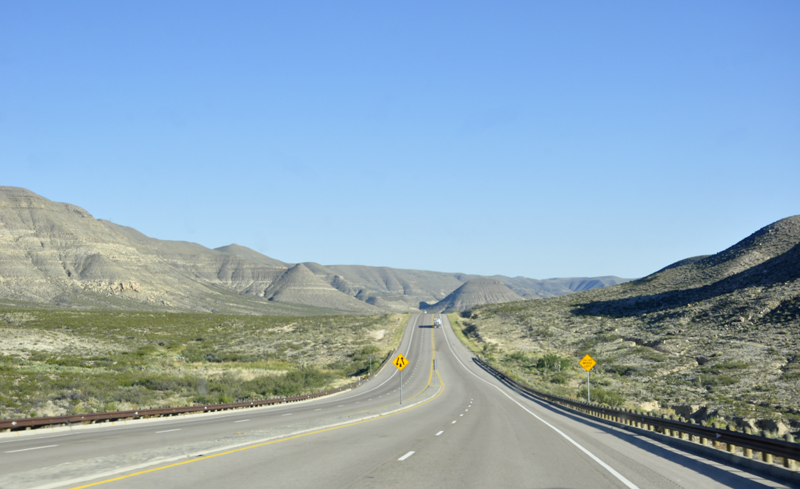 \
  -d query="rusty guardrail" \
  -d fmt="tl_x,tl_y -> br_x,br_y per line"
1,348 -> 400,434
0,381 -> 361,433
474,357 -> 800,472
1,339 -> 400,434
